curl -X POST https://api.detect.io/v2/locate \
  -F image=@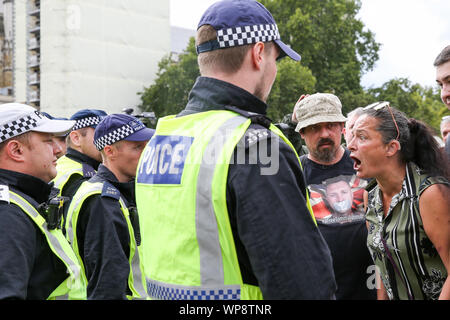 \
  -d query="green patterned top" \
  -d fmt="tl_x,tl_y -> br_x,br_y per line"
366,162 -> 449,300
